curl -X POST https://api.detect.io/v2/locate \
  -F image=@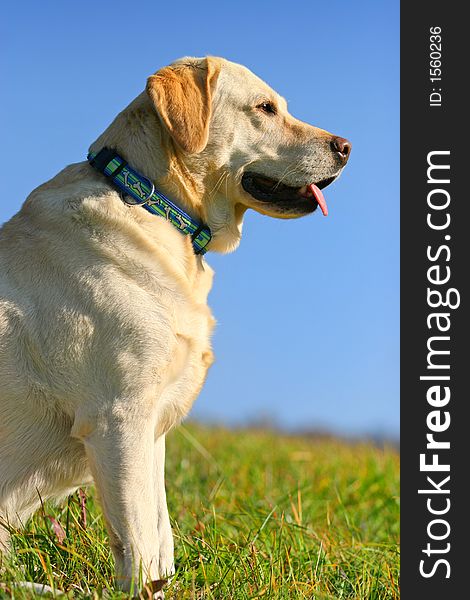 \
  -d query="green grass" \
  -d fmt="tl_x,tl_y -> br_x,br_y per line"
1,423 -> 399,599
